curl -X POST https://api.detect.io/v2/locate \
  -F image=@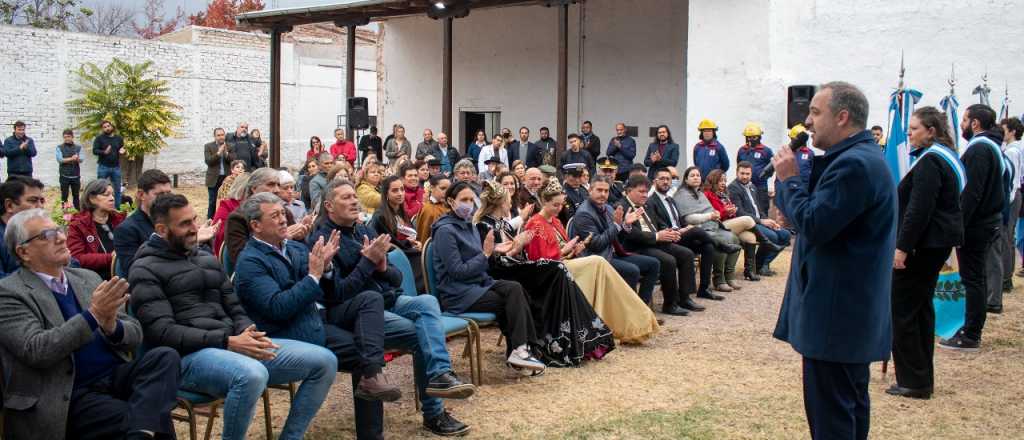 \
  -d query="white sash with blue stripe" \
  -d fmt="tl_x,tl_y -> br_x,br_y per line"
906,143 -> 966,191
